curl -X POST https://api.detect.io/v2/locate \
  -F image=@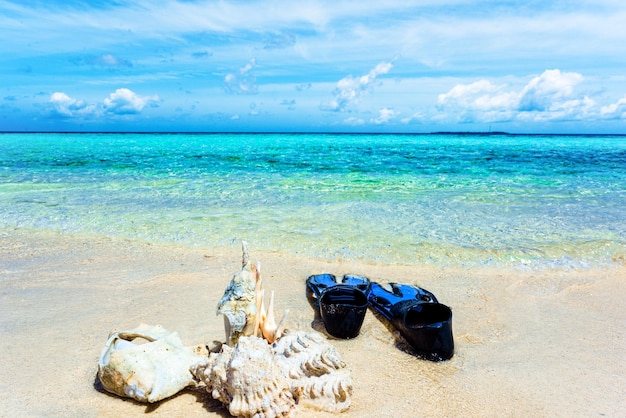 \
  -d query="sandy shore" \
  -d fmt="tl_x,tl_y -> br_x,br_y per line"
1,229 -> 624,417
